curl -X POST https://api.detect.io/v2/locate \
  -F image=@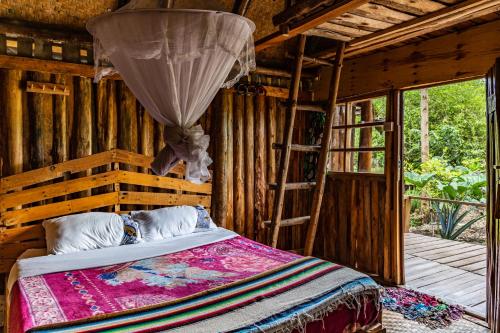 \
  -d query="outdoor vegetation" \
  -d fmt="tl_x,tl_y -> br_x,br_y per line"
402,80 -> 487,244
